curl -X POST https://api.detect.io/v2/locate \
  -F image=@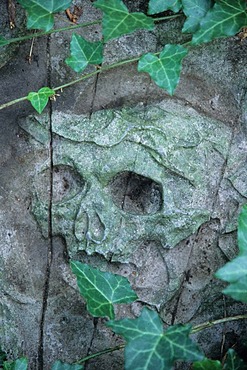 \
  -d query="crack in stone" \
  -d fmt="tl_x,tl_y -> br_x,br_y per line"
169,236 -> 195,325
84,317 -> 99,370
37,35 -> 54,370
89,71 -> 100,118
